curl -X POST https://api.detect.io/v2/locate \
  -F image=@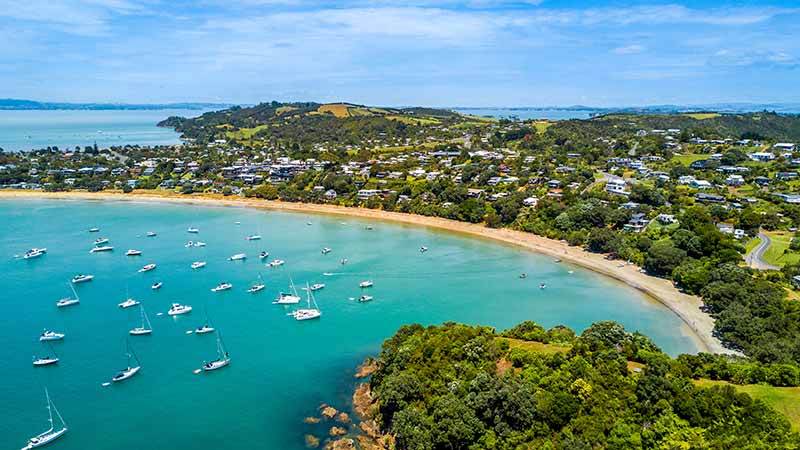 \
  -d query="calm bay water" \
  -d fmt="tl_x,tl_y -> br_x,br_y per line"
454,108 -> 599,120
0,110 -> 200,152
0,199 -> 697,450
